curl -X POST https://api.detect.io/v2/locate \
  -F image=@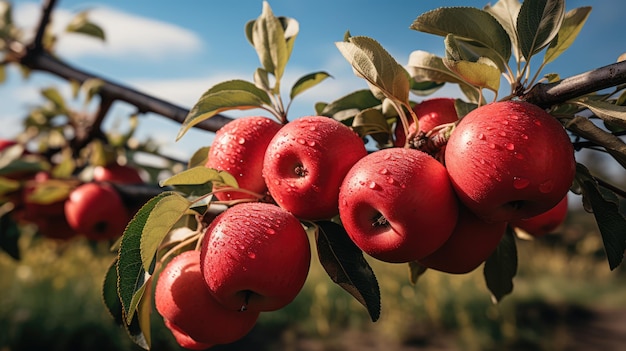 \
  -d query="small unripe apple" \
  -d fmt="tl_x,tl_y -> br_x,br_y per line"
419,205 -> 506,274
93,163 -> 143,184
338,148 -> 459,262
163,319 -> 214,350
64,182 -> 130,241
444,101 -> 575,222
155,250 -> 259,346
394,98 -> 458,147
207,116 -> 282,201
263,116 -> 367,220
200,202 -> 311,312
511,194 -> 568,237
